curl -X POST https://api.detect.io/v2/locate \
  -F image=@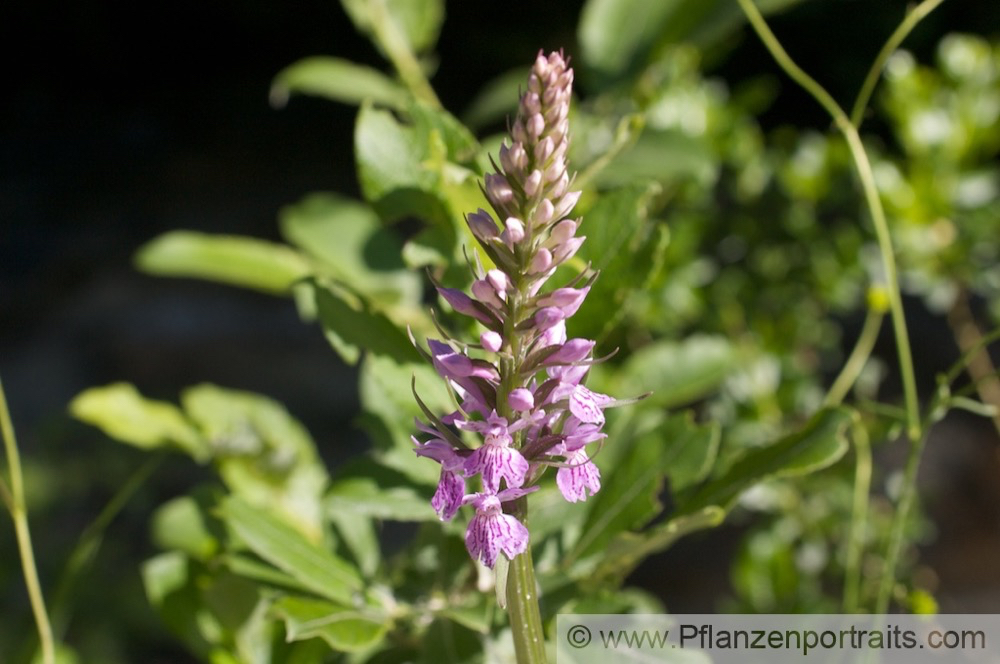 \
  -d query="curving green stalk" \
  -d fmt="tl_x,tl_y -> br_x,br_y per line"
850,0 -> 948,128
735,0 -> 947,614
736,0 -> 920,443
824,304 -> 885,408
367,0 -> 442,109
0,376 -> 56,664
843,419 -> 872,613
